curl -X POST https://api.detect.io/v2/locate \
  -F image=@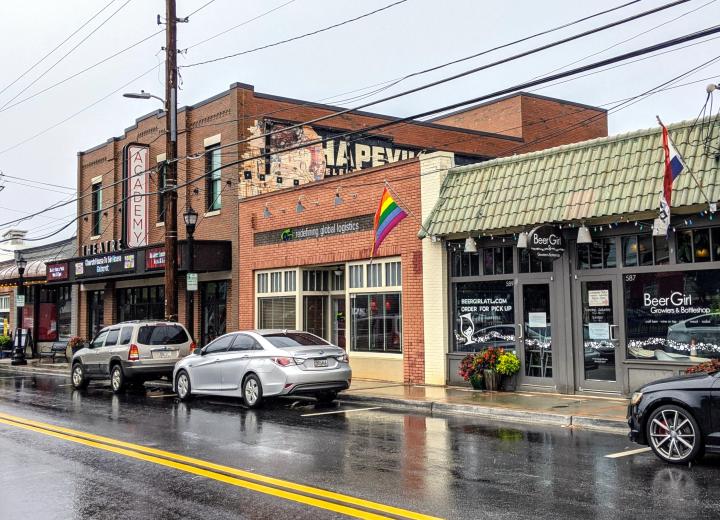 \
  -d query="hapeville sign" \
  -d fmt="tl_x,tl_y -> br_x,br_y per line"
254,214 -> 374,246
527,225 -> 565,260
75,252 -> 136,279
125,144 -> 149,248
